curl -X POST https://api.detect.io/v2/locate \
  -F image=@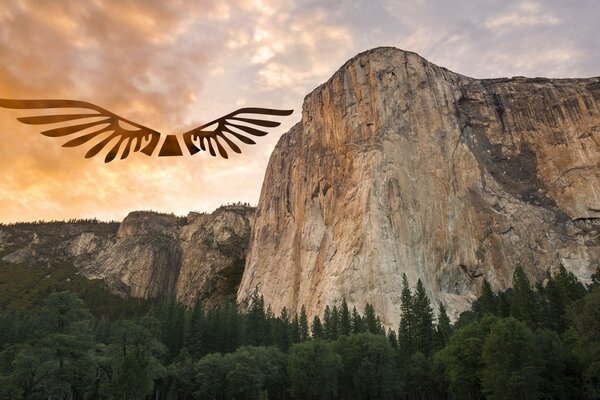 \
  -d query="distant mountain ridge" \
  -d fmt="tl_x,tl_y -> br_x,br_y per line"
0,205 -> 254,308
